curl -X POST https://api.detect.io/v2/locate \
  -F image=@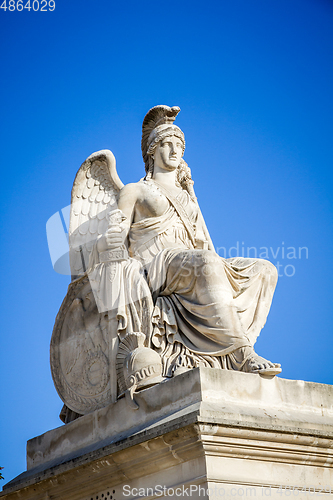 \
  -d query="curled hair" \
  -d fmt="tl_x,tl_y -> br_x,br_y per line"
176,159 -> 196,201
